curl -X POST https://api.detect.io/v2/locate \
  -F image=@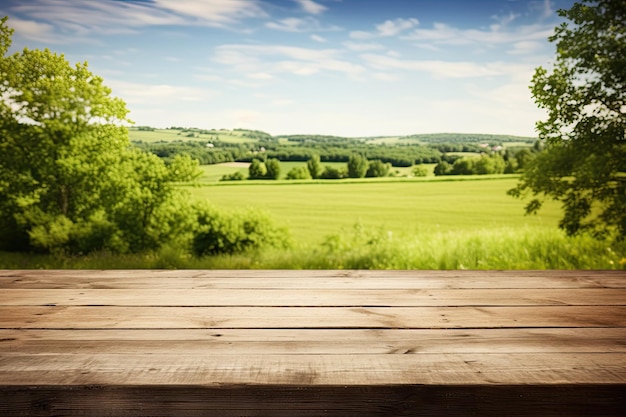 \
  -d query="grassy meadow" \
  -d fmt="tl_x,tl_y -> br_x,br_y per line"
4,172 -> 624,270
192,176 -> 561,243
